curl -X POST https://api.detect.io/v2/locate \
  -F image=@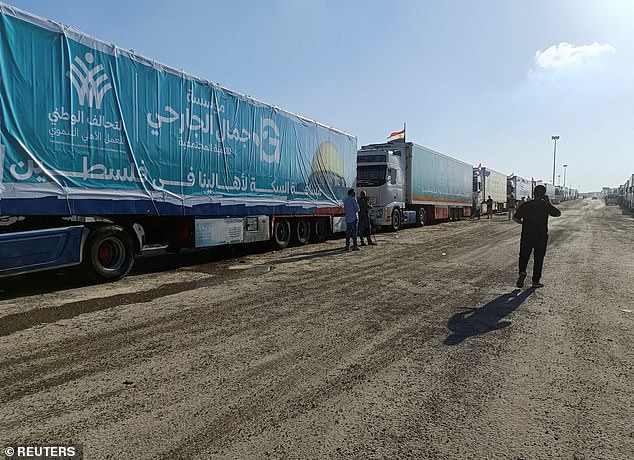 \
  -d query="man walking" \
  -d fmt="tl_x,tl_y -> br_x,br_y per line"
343,188 -> 360,251
513,185 -> 561,288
